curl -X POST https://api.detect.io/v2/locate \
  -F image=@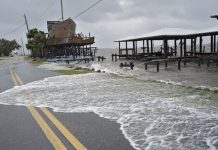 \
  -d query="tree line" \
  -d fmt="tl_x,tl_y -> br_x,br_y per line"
26,28 -> 45,58
0,28 -> 45,57
0,39 -> 21,57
